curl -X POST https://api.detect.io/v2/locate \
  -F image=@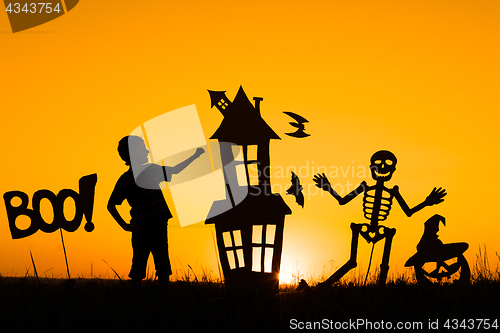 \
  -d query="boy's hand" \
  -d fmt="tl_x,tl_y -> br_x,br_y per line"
123,222 -> 141,232
313,173 -> 331,191
195,147 -> 205,157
